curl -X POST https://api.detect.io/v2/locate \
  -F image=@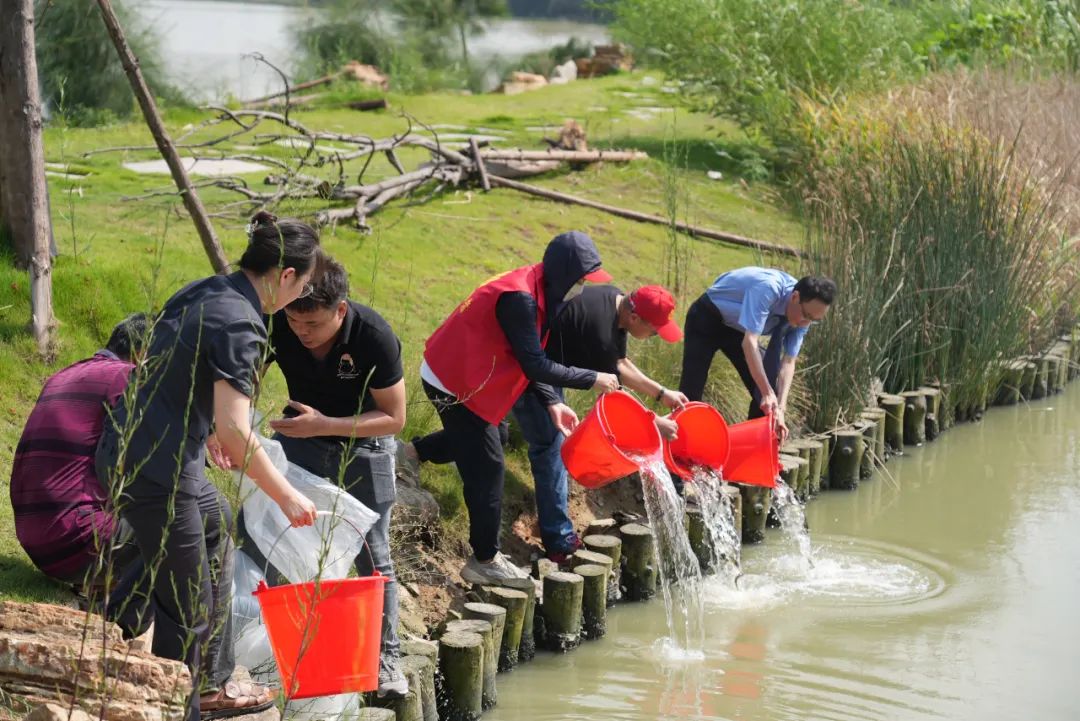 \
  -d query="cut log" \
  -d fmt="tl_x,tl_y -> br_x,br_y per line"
540,571 -> 584,652
618,523 -> 657,600
574,564 -> 608,640
815,433 -> 832,488
829,429 -> 863,490
685,506 -> 714,573
995,362 -> 1025,406
738,485 -> 771,543
585,518 -> 618,536
571,550 -> 616,606
858,408 -> 887,465
462,602 -> 506,683
851,420 -> 876,479
582,534 -> 622,603
480,587 -> 528,672
436,631 -> 484,721
1032,356 -> 1049,400
721,484 -> 743,544
444,620 -> 496,710
1020,360 -> 1038,400
878,394 -> 905,455
900,391 -> 927,446
515,580 -> 537,663
402,655 -> 437,721
479,149 -> 647,162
